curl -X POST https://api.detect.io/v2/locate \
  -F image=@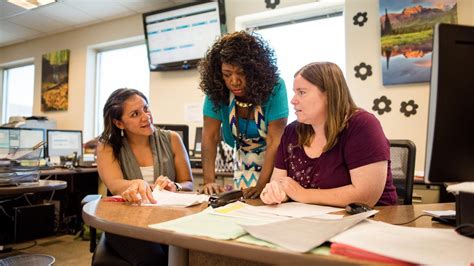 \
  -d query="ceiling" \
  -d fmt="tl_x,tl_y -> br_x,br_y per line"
0,0 -> 193,48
